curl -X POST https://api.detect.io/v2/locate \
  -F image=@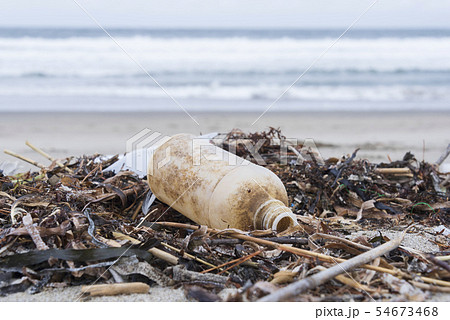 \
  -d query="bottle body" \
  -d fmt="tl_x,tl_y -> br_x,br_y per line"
147,133 -> 297,231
